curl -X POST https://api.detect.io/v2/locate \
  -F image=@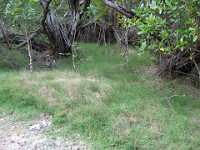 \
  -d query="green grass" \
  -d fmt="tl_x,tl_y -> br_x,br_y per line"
0,43 -> 200,149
